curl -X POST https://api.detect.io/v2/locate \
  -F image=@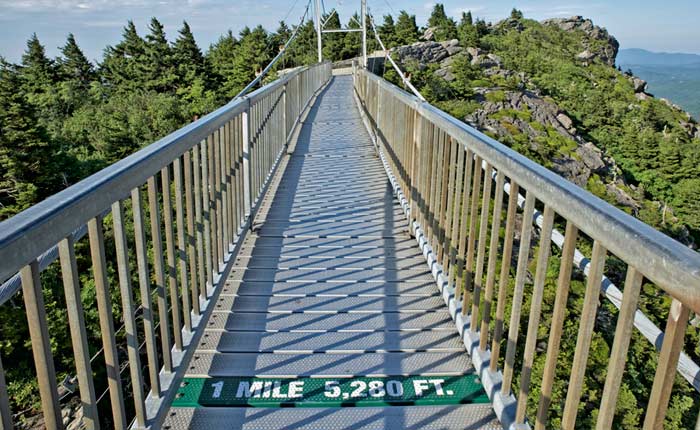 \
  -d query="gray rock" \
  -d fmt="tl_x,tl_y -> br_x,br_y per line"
576,50 -> 596,61
421,27 -> 437,41
632,77 -> 647,93
441,39 -> 463,56
466,47 -> 482,58
393,41 -> 451,65
544,16 -> 619,65
557,113 -> 574,130
635,92 -> 651,101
